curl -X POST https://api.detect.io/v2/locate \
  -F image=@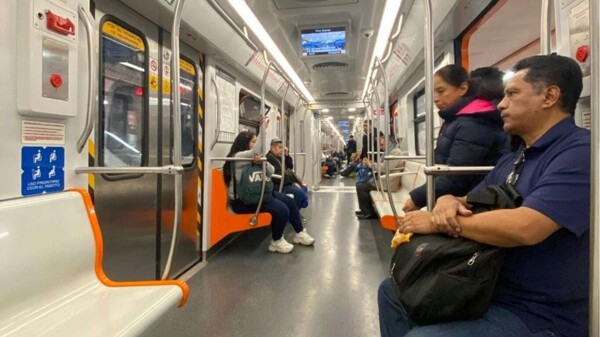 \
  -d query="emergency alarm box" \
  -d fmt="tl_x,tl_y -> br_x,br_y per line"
17,0 -> 79,118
